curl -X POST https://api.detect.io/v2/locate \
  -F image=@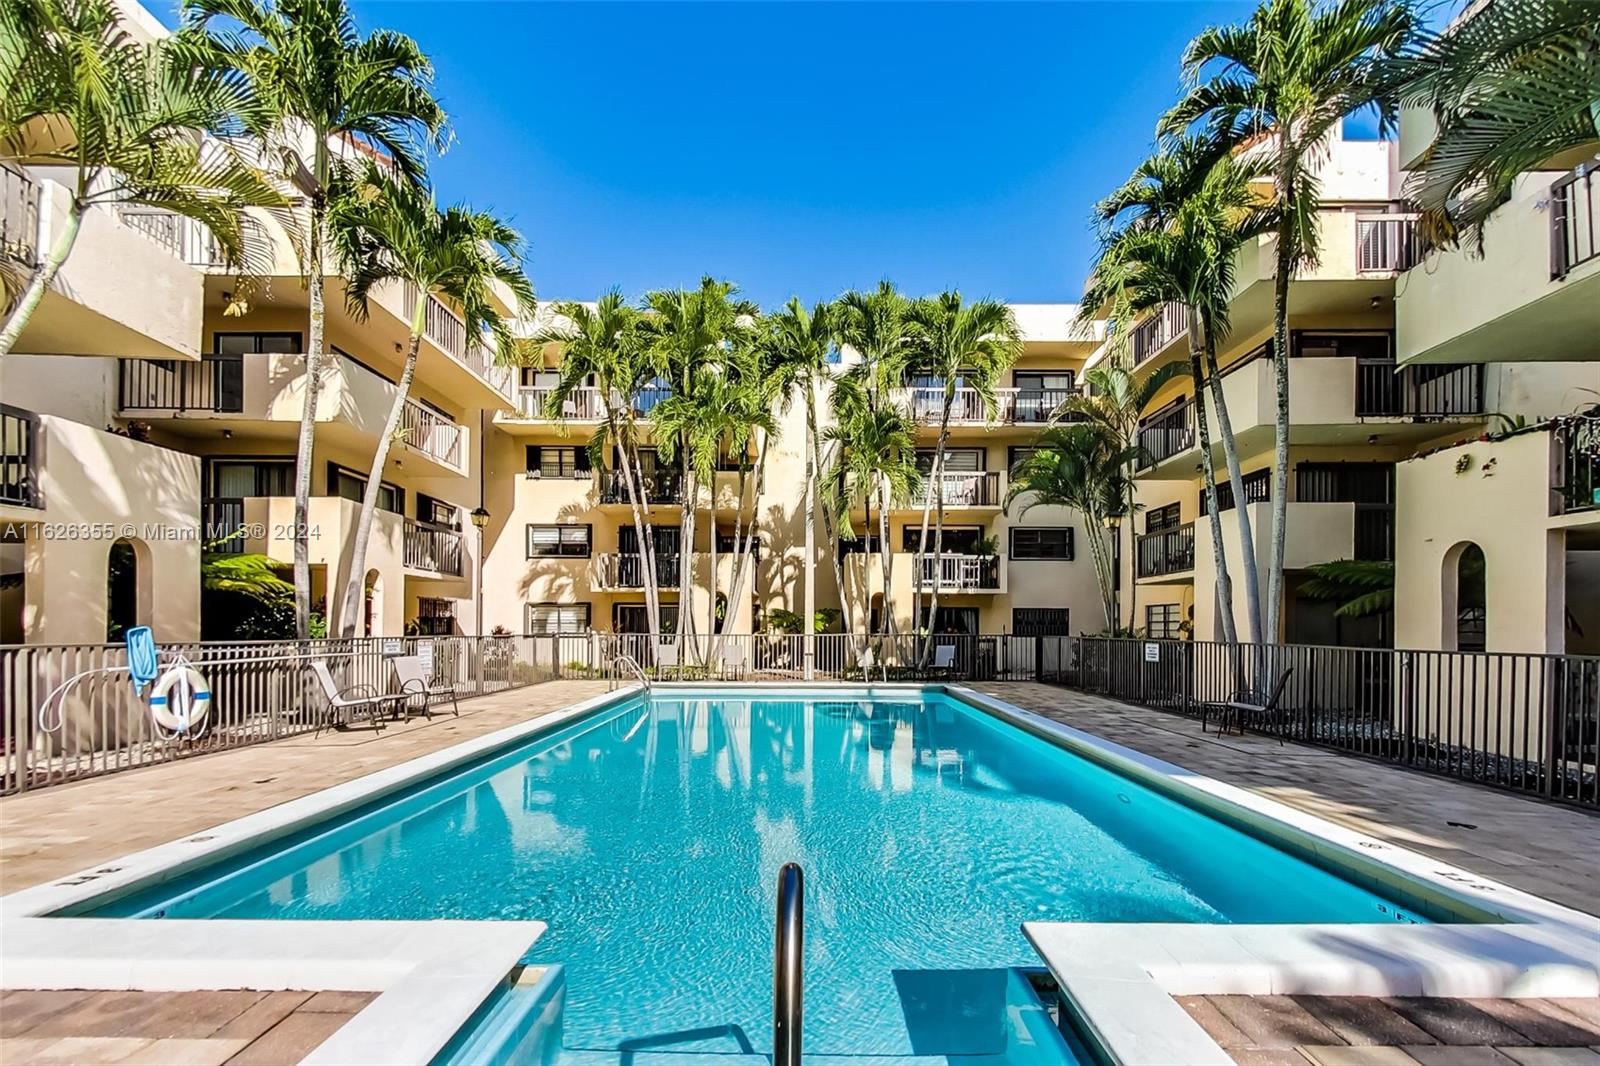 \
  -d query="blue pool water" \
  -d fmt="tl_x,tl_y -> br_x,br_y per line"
91,690 -> 1423,1060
